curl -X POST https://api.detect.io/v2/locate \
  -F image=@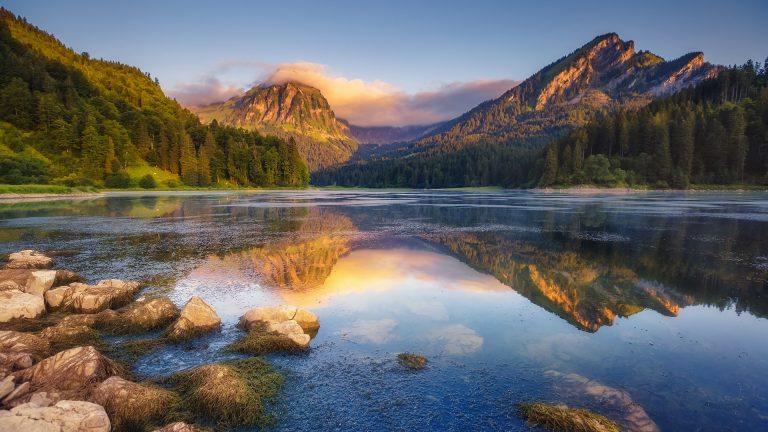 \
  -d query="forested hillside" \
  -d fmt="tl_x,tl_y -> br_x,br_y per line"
539,61 -> 768,188
0,9 -> 308,188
